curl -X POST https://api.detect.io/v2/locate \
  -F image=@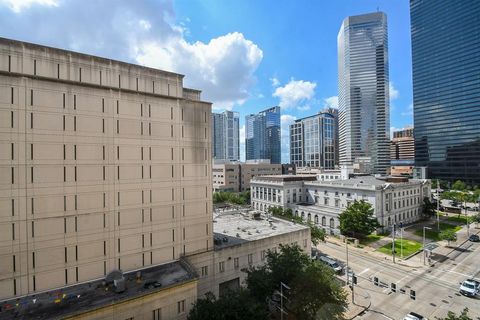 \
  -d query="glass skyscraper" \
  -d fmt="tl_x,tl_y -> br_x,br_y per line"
290,111 -> 337,169
245,106 -> 281,164
211,111 -> 240,161
411,0 -> 480,184
337,12 -> 390,174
